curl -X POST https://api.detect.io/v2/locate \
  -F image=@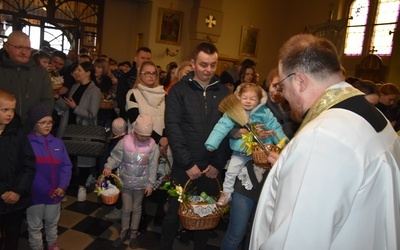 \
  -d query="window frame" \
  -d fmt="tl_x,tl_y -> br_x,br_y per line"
344,0 -> 399,57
